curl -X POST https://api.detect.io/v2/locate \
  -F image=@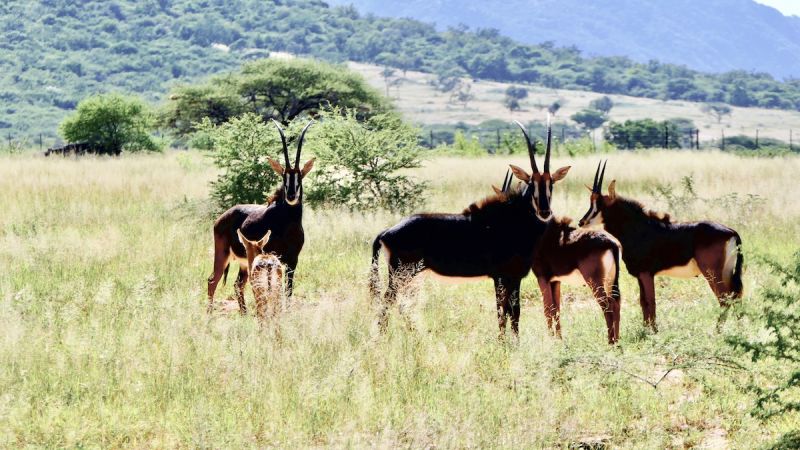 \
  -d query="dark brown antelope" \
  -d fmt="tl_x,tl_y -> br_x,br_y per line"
495,171 -> 622,344
579,162 -> 744,331
237,229 -> 284,322
370,119 -> 571,337
207,120 -> 315,313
